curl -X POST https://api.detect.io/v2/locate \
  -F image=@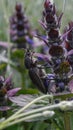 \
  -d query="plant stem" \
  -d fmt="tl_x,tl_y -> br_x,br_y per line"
1,95 -> 53,125
4,113 -> 46,129
63,112 -> 71,130
21,72 -> 25,88
1,100 -> 73,130
19,57 -> 25,89
6,103 -> 59,121
1,0 -> 11,77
